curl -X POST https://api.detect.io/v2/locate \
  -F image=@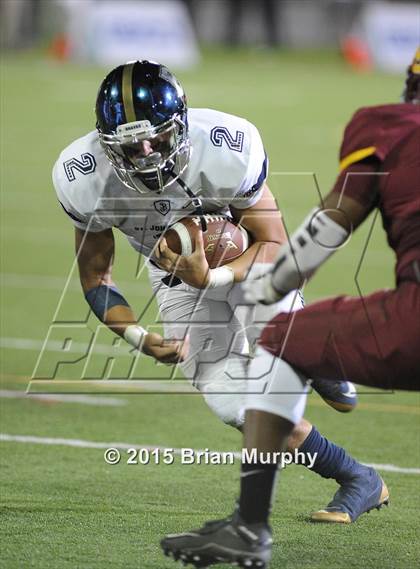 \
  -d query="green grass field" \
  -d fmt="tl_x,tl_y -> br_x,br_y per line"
1,48 -> 419,568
